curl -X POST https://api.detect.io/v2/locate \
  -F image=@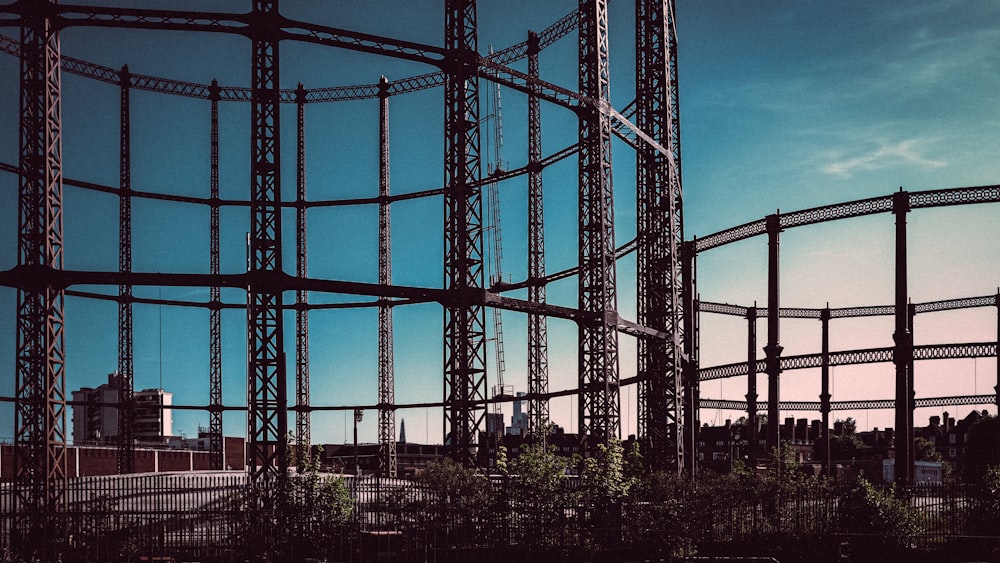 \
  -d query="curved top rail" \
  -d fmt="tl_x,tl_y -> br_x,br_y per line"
0,7 -> 578,102
693,185 -> 1000,254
